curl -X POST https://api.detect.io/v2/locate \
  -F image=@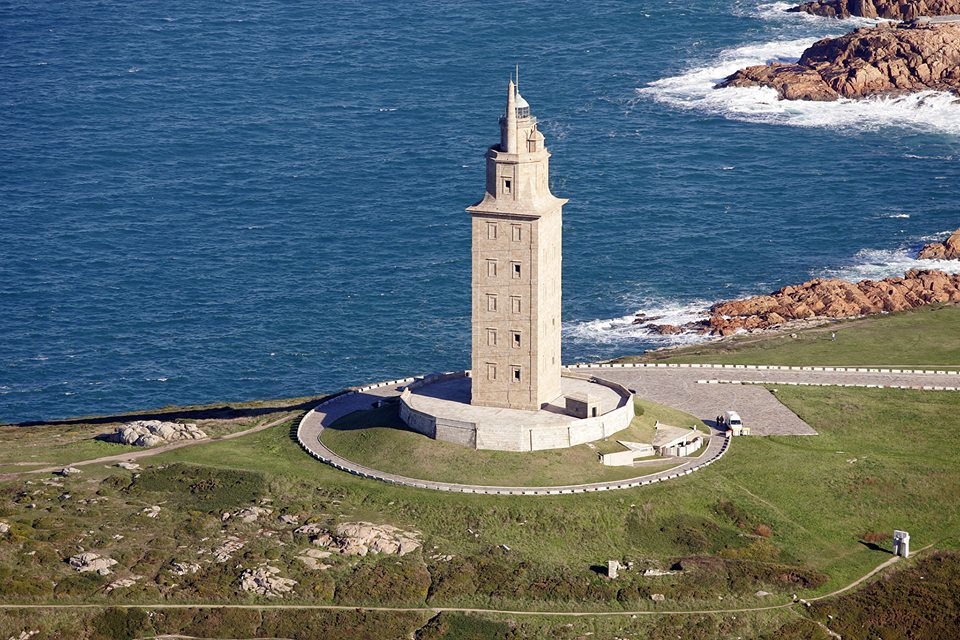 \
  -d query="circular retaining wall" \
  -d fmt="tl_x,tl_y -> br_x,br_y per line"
294,373 -> 730,495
